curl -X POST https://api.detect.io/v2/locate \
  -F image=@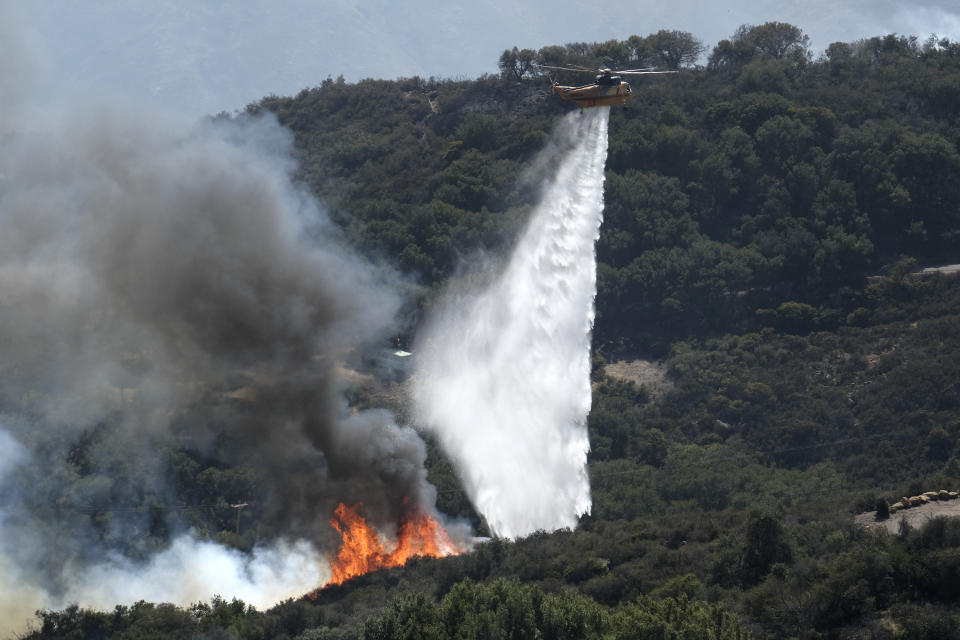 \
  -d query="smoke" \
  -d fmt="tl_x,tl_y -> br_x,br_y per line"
413,108 -> 609,538
0,100 -> 439,635
0,428 -> 327,616
57,536 -> 326,611
0,3 -> 35,126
